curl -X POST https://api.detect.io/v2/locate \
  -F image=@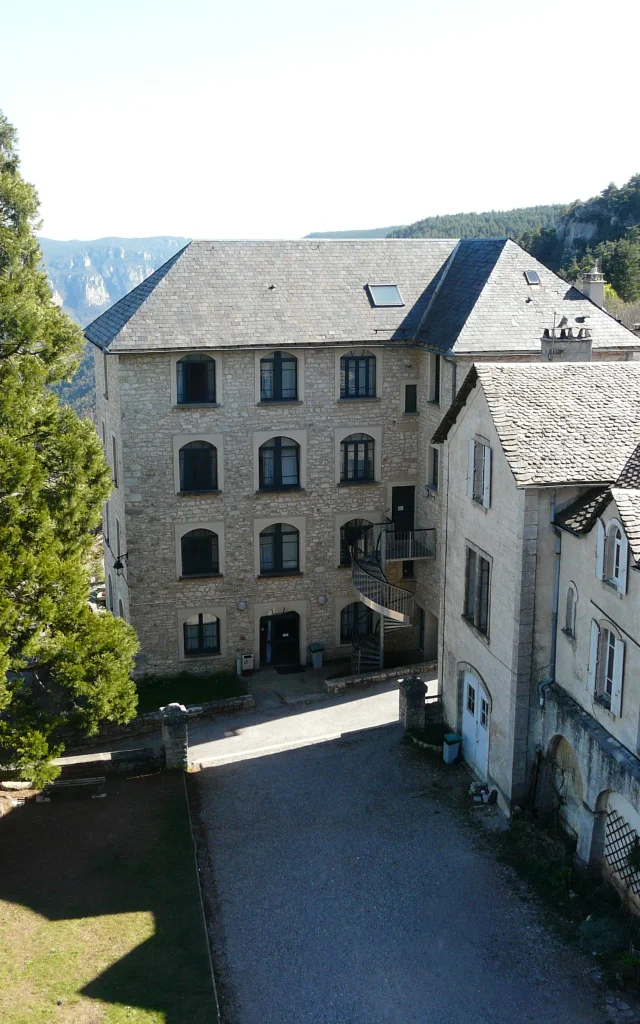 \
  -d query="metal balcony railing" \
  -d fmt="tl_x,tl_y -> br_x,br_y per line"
384,528 -> 436,562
